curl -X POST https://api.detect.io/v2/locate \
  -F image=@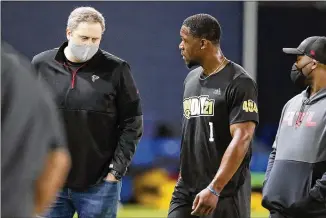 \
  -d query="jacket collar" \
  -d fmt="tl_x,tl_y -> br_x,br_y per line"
54,41 -> 104,69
